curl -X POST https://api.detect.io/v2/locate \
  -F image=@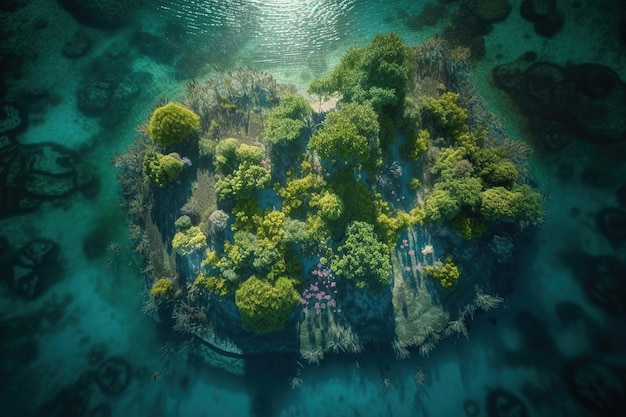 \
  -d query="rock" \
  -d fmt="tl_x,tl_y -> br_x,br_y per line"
77,81 -> 112,116
0,102 -> 28,136
62,29 -> 92,59
96,356 -> 132,395
520,0 -> 564,38
596,208 -> 626,246
56,0 -> 141,28
616,184 -> 626,207
467,0 -> 512,22
486,389 -> 529,417
492,60 -> 626,145
584,255 -> 626,315
564,358 -> 626,414
0,142 -> 90,217
6,239 -> 61,298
